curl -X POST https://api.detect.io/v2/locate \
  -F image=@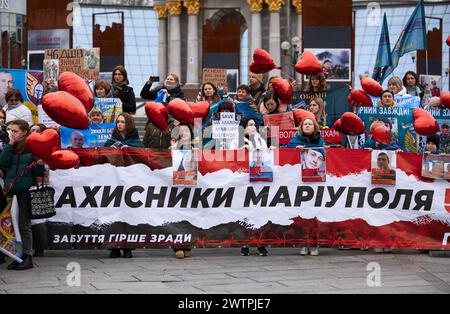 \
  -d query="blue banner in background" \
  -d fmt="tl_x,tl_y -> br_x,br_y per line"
60,123 -> 115,148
